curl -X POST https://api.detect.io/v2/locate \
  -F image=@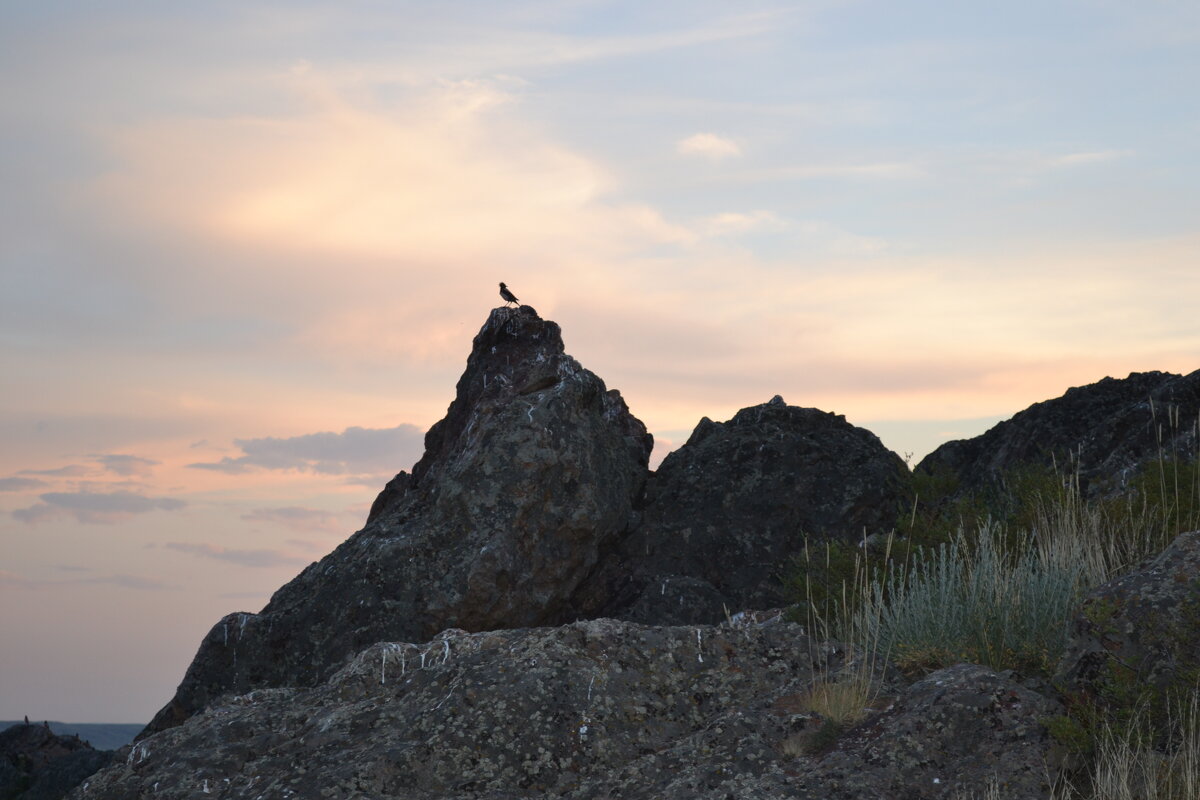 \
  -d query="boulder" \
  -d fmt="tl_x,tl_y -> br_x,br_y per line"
806,664 -> 1060,800
574,396 -> 911,624
1054,530 -> 1200,715
142,306 -> 653,736
70,622 -> 1060,800
917,370 -> 1200,497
